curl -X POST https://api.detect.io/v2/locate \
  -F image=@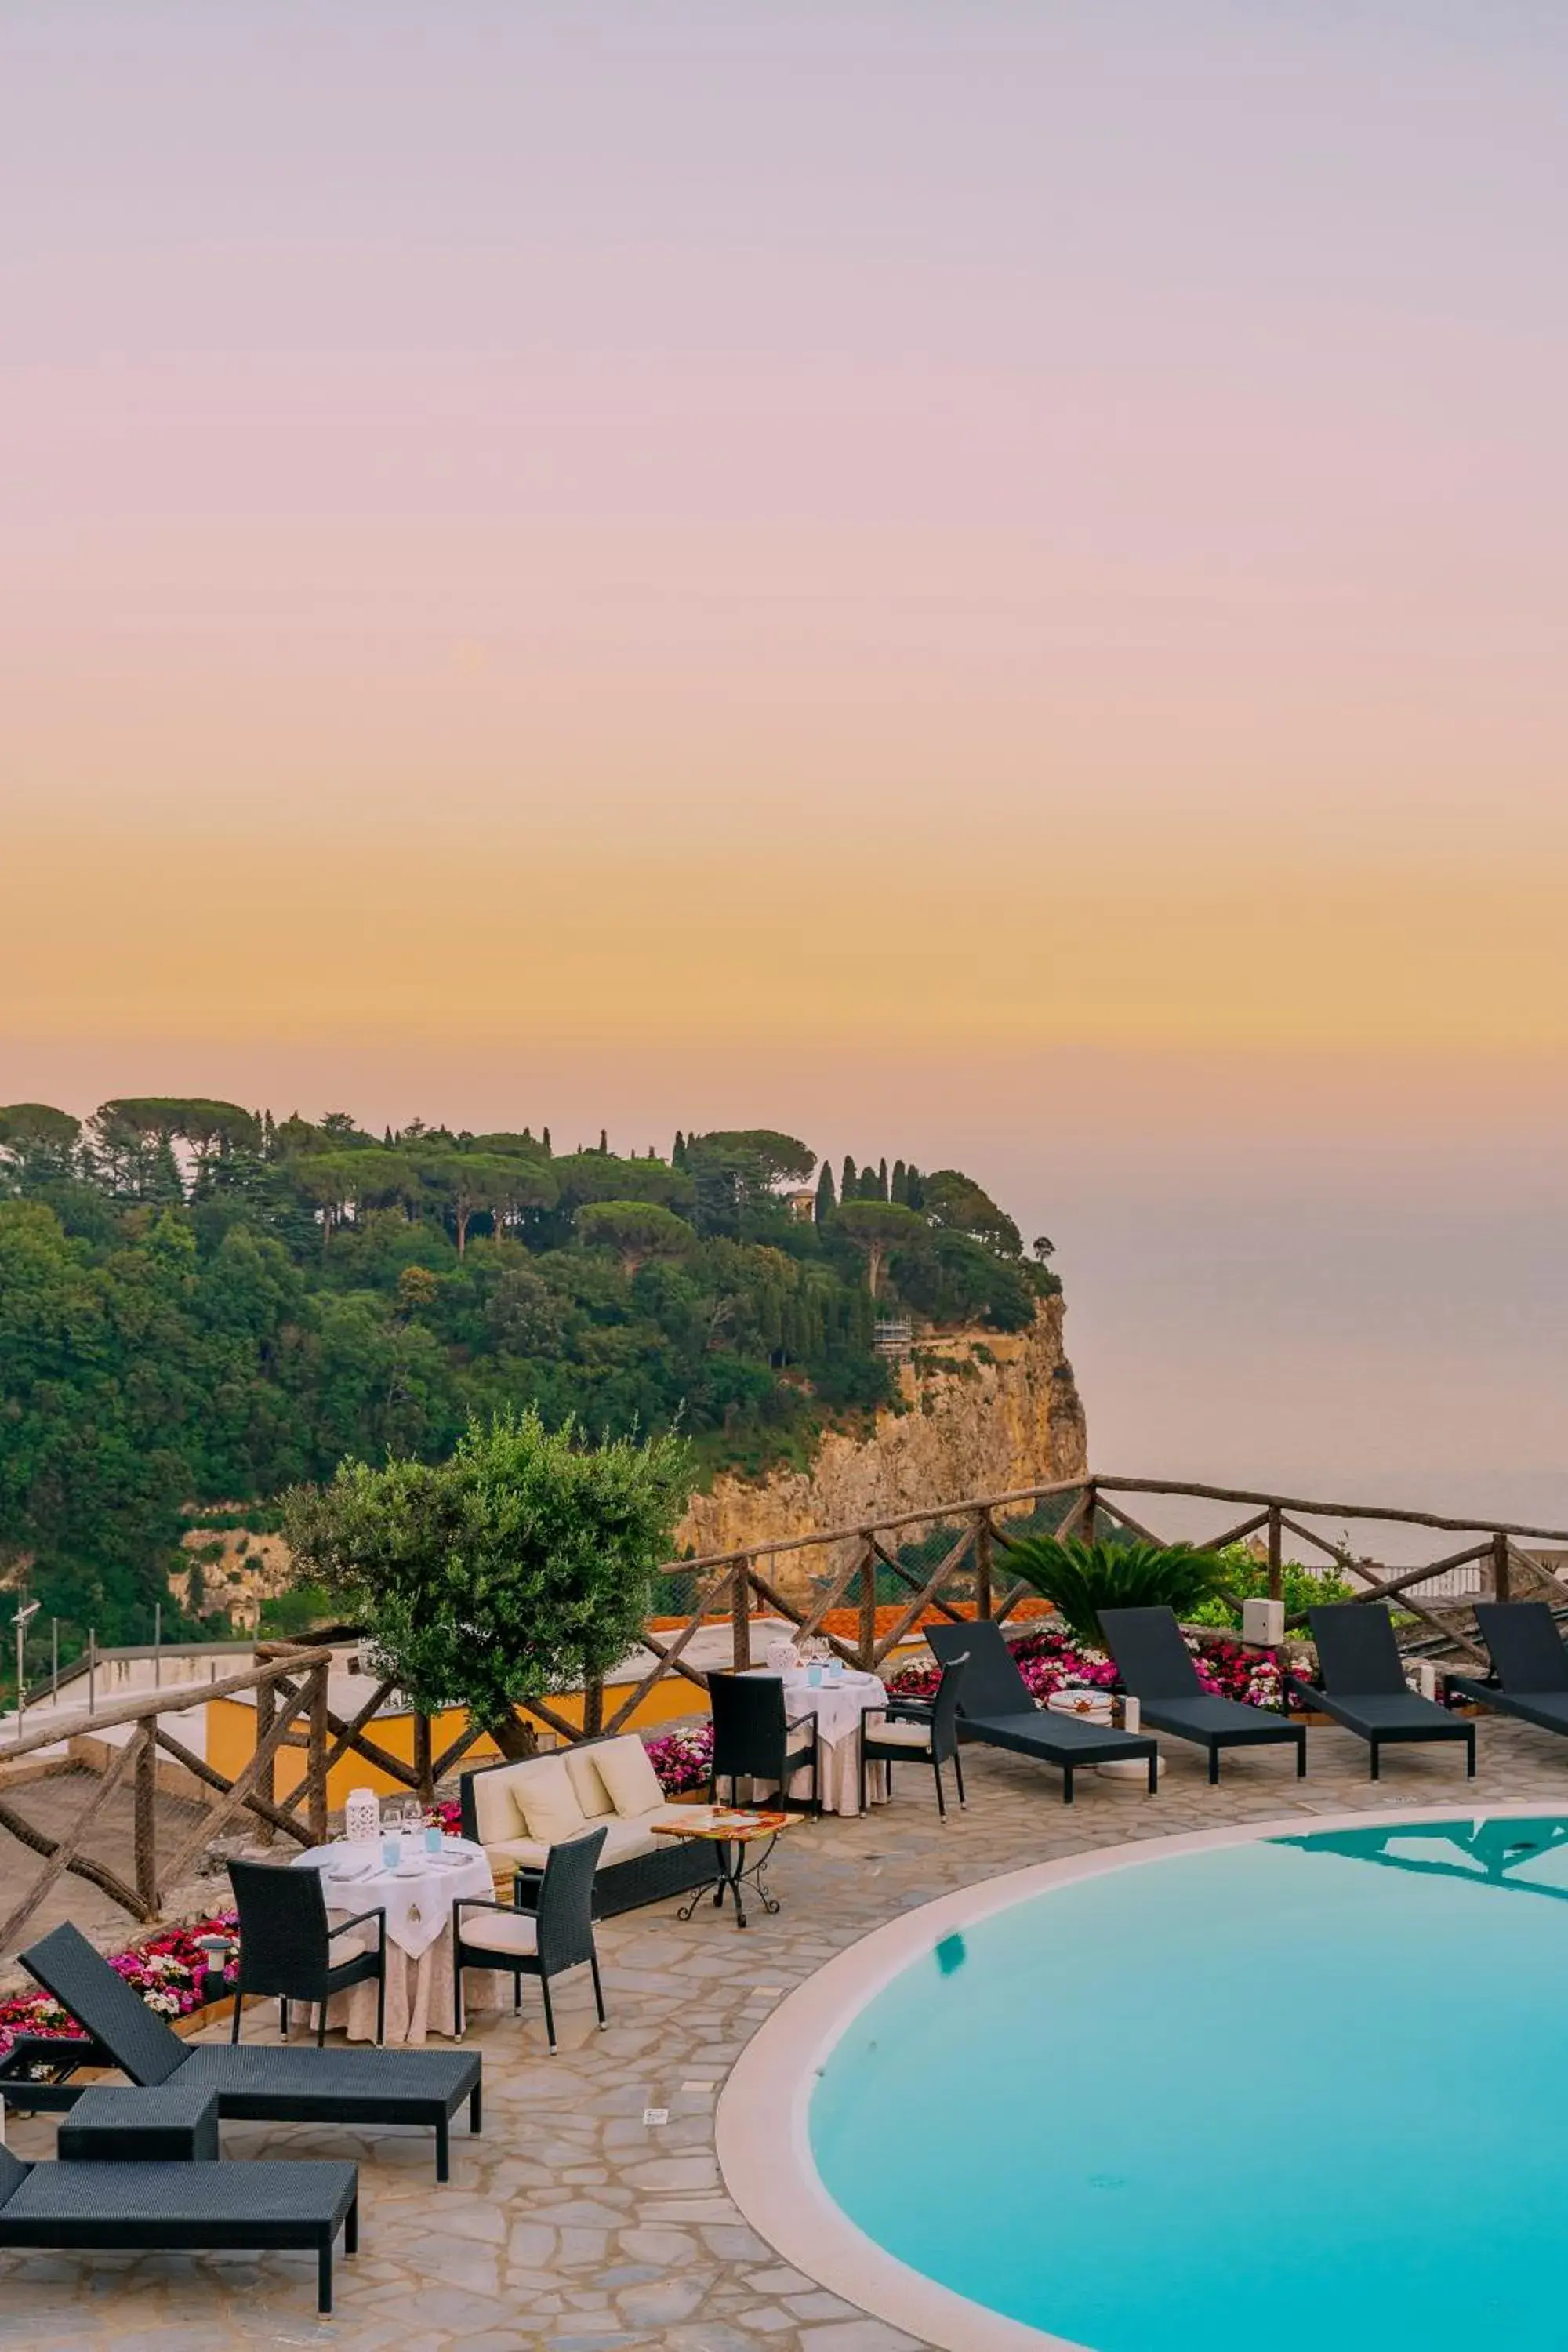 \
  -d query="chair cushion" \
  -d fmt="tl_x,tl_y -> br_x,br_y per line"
513,1755 -> 589,1844
469,1765 -> 532,1846
592,1737 -> 665,1820
563,1748 -> 616,1820
866,1718 -> 933,1749
456,1907 -> 539,1958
